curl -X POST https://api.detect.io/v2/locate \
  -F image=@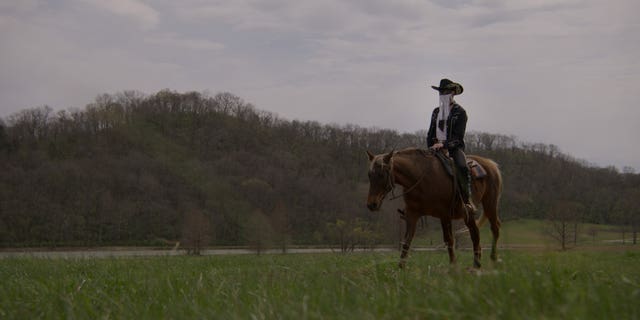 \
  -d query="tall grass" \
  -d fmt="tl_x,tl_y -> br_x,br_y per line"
1,250 -> 638,319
